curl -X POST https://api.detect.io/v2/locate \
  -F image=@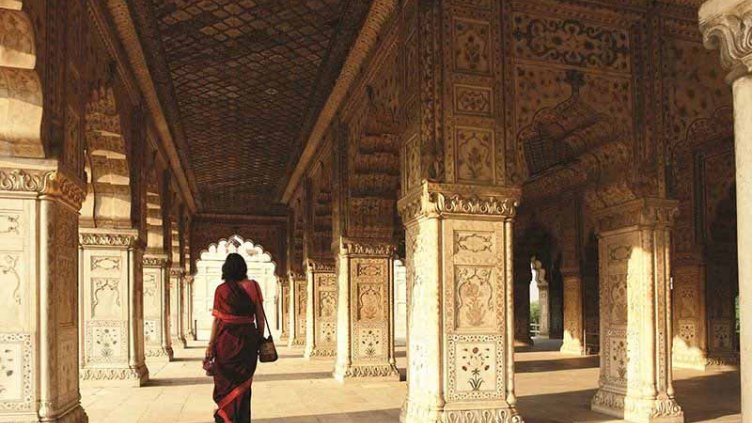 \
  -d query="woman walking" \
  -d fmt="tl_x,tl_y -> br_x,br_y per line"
206,253 -> 265,423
